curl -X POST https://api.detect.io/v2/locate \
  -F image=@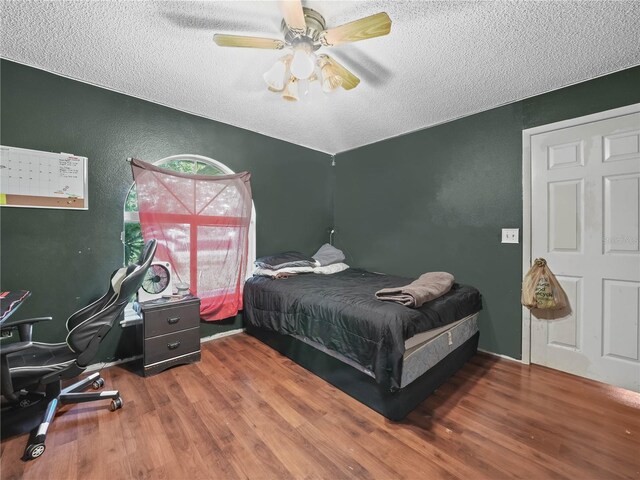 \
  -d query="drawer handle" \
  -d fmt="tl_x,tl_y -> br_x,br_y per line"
167,317 -> 180,325
167,341 -> 181,350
